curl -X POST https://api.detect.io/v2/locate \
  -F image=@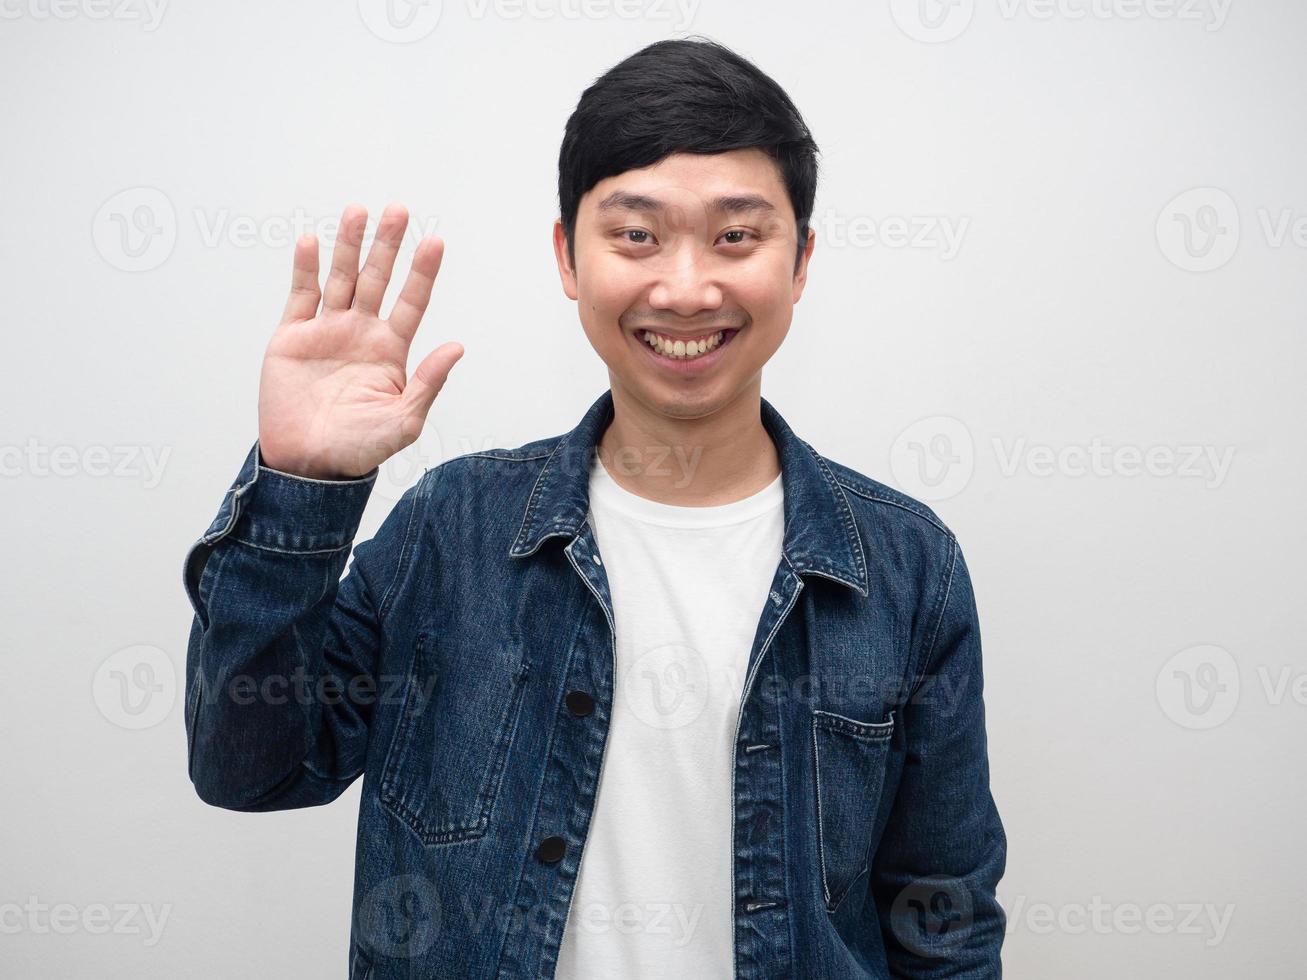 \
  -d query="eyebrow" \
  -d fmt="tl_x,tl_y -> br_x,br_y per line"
596,191 -> 777,216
